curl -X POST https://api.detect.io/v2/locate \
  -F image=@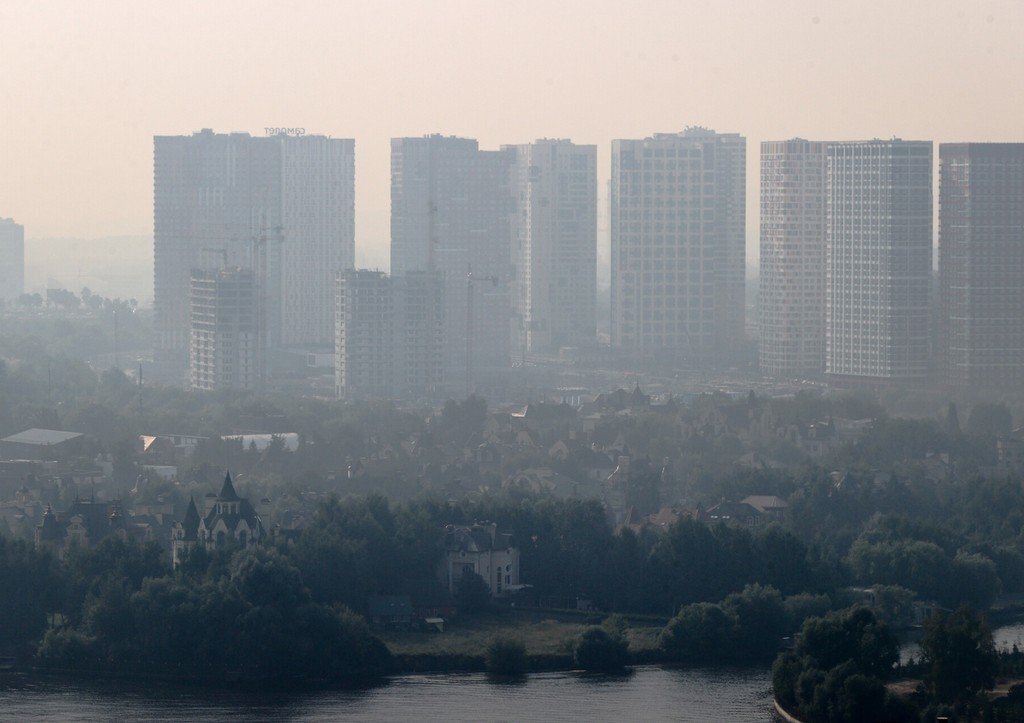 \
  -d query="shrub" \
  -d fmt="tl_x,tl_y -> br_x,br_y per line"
485,635 -> 527,675
573,627 -> 629,672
